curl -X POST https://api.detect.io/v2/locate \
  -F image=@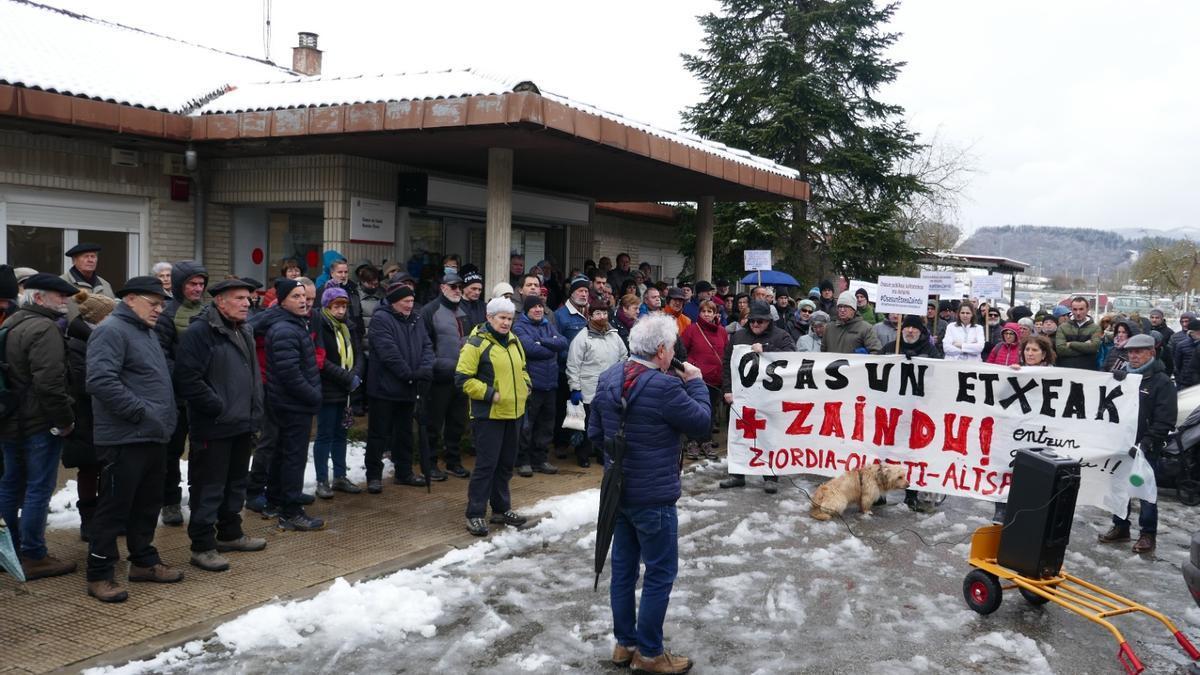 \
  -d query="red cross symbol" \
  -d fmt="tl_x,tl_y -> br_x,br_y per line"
736,406 -> 766,439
